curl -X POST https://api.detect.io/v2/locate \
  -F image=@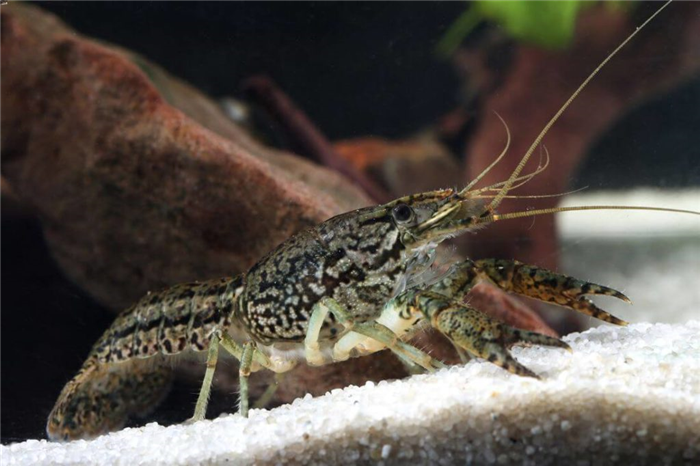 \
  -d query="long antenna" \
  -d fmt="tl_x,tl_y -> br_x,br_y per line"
487,0 -> 673,211
481,205 -> 700,225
